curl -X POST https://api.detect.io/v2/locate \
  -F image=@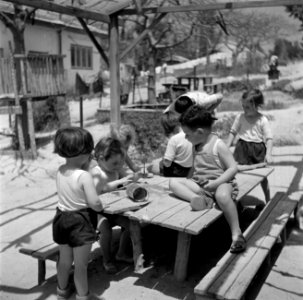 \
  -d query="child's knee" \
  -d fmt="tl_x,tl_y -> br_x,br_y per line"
215,189 -> 232,205
169,178 -> 180,190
